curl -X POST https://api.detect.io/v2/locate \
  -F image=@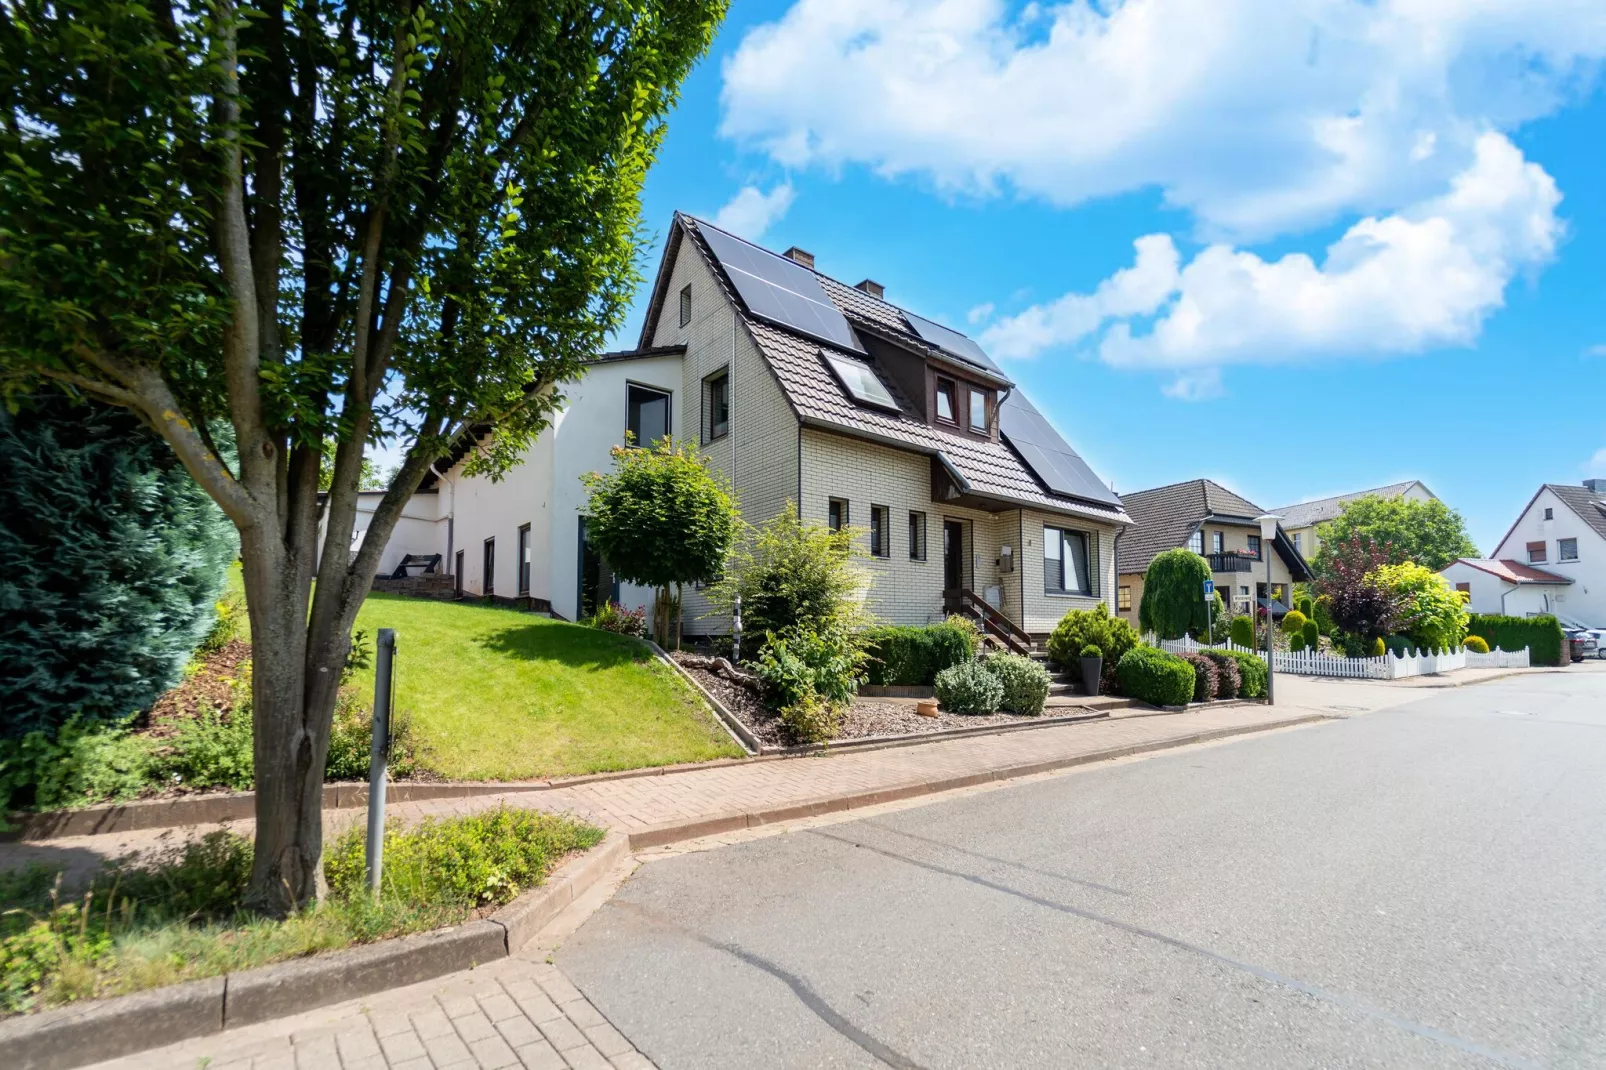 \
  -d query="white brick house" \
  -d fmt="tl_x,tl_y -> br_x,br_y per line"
353,213 -> 1131,640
